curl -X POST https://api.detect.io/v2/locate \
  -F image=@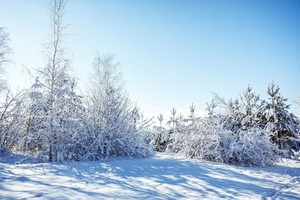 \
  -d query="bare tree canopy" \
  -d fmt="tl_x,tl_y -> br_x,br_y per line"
40,0 -> 72,93
0,27 -> 12,67
0,27 -> 13,92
